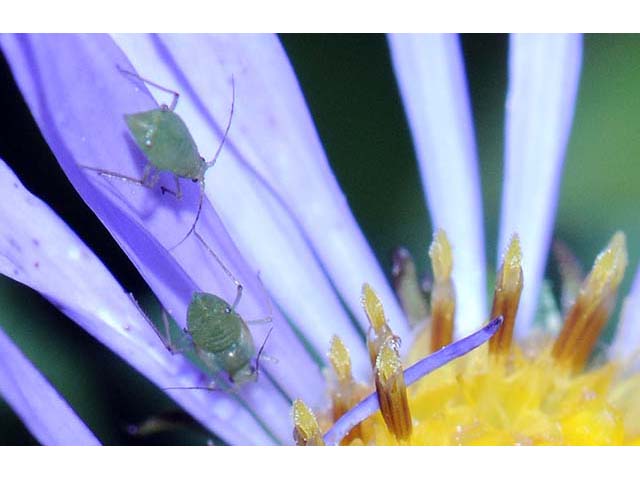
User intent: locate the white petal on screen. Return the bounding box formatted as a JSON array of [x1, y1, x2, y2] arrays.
[[498, 34, 582, 337], [388, 33, 487, 336]]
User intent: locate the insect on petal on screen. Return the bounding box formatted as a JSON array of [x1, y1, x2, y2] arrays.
[[112, 34, 408, 375]]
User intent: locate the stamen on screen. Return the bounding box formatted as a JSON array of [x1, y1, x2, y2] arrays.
[[362, 283, 399, 367], [489, 234, 523, 356], [552, 232, 628, 371], [375, 339, 412, 441], [429, 229, 456, 352], [292, 399, 325, 446], [328, 335, 368, 432], [392, 247, 429, 327], [323, 317, 503, 446]]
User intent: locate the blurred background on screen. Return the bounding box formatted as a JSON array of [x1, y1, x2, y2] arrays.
[[0, 34, 638, 444]]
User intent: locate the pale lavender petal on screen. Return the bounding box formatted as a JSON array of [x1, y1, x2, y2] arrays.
[[611, 265, 640, 365], [0, 327, 100, 445], [111, 34, 410, 372], [2, 33, 324, 440], [0, 159, 284, 445], [323, 316, 503, 445], [388, 34, 487, 337], [498, 34, 582, 338]]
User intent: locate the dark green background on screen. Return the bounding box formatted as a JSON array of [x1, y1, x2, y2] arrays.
[[0, 34, 638, 444]]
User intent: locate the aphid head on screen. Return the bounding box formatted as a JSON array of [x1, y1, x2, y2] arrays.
[[230, 364, 258, 385]]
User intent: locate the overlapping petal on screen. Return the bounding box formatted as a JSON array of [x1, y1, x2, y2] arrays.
[[388, 34, 487, 336], [0, 326, 100, 445], [0, 159, 284, 444], [111, 34, 410, 375], [498, 34, 583, 337]]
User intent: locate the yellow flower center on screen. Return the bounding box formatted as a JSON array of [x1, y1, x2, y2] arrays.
[[293, 231, 640, 445]]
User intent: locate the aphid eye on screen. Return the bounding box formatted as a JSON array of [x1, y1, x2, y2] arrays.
[[192, 178, 199, 183], [224, 307, 232, 314]]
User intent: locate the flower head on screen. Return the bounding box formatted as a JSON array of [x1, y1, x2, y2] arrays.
[[0, 33, 639, 445]]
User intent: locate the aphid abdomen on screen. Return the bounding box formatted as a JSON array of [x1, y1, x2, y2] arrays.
[[187, 292, 256, 380], [125, 109, 203, 179]]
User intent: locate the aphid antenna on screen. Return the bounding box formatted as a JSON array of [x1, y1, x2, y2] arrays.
[[254, 327, 275, 380], [205, 75, 236, 169], [169, 76, 236, 250], [116, 64, 180, 111], [193, 230, 243, 312]]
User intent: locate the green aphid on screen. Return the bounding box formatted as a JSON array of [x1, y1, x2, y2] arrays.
[[132, 231, 272, 388], [85, 67, 235, 247]]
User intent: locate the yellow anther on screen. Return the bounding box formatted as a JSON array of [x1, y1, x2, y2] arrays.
[[362, 283, 386, 333], [329, 335, 352, 384], [392, 247, 429, 327], [429, 229, 456, 352], [553, 232, 628, 371], [375, 339, 412, 442], [362, 283, 399, 367], [489, 234, 523, 356], [429, 229, 453, 281], [292, 400, 325, 446]]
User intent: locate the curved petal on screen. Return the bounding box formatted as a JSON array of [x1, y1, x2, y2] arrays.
[[0, 159, 283, 445], [611, 264, 640, 366], [388, 34, 487, 336], [0, 327, 100, 445], [1, 33, 328, 441], [111, 34, 410, 373], [498, 34, 582, 338]]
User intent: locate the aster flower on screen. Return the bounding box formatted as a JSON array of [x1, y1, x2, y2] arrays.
[[0, 33, 639, 446]]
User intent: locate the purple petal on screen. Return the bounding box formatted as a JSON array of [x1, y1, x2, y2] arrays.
[[322, 316, 503, 445], [0, 327, 100, 445], [611, 265, 640, 365], [1, 33, 326, 442], [498, 34, 582, 337], [0, 158, 288, 445], [111, 34, 411, 371], [388, 34, 487, 337]]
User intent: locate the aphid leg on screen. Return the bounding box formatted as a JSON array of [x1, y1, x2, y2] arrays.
[[205, 76, 236, 169], [117, 65, 180, 111], [193, 230, 244, 312], [160, 175, 183, 200], [129, 293, 187, 355], [81, 163, 154, 188], [254, 327, 275, 379]]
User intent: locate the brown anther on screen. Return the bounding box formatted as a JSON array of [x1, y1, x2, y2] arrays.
[[292, 400, 325, 446], [374, 339, 412, 442], [362, 283, 399, 367], [429, 229, 456, 352], [488, 234, 523, 356], [392, 247, 429, 327], [552, 232, 628, 371]]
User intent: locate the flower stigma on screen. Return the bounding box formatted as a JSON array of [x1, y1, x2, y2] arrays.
[[293, 230, 640, 445]]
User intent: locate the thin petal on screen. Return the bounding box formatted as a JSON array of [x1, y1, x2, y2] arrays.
[[0, 159, 283, 445], [323, 316, 503, 445], [498, 34, 582, 337], [2, 33, 322, 441], [388, 34, 487, 336], [111, 34, 410, 372], [0, 327, 100, 445], [611, 265, 640, 365]]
